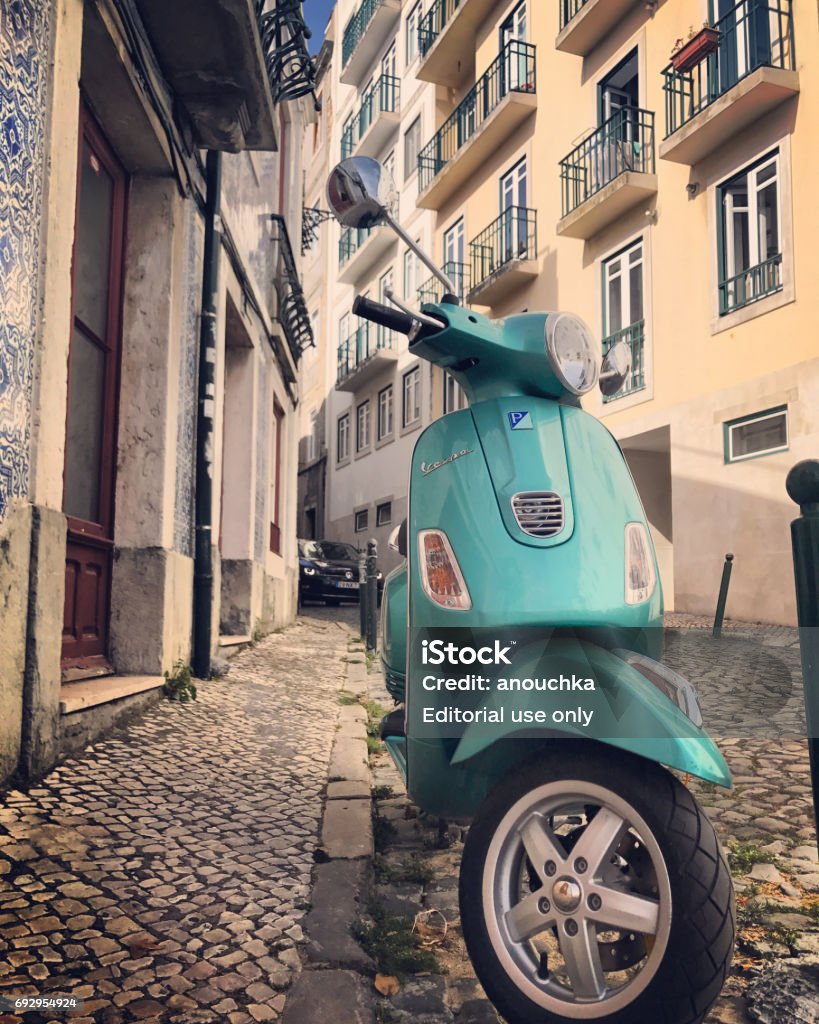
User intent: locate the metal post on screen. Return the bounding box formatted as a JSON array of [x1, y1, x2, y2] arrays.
[[358, 550, 367, 639], [366, 539, 378, 653], [712, 553, 734, 639], [786, 460, 819, 835]]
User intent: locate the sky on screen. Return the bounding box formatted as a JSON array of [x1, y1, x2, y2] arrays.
[[304, 0, 335, 54]]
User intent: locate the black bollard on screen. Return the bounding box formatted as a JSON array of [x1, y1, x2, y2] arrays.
[[712, 554, 734, 638], [366, 539, 378, 653], [786, 459, 819, 836], [358, 550, 367, 639]]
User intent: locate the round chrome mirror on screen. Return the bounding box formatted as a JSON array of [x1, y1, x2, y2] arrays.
[[325, 156, 397, 229], [599, 340, 632, 397]]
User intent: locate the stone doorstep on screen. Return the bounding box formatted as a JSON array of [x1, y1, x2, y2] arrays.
[[59, 676, 165, 715]]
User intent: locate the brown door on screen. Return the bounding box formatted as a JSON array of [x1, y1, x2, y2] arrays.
[[61, 107, 127, 677]]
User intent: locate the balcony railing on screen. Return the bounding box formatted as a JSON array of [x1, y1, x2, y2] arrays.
[[270, 214, 313, 361], [418, 40, 536, 193], [339, 225, 373, 266], [719, 253, 782, 315], [418, 0, 463, 57], [337, 323, 395, 383], [560, 108, 655, 219], [602, 321, 645, 403], [662, 0, 794, 138], [417, 262, 470, 306], [469, 207, 537, 291], [559, 0, 591, 31], [341, 75, 400, 159], [342, 0, 387, 67], [257, 0, 319, 109]]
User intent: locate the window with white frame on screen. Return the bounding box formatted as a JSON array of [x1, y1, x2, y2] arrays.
[[378, 269, 394, 350], [378, 384, 393, 440], [381, 42, 396, 80], [356, 399, 371, 451], [403, 116, 421, 182], [725, 406, 788, 463], [355, 508, 369, 532], [383, 150, 395, 183], [403, 366, 421, 427], [718, 151, 782, 316], [443, 218, 466, 297], [406, 1, 422, 65], [307, 410, 318, 462], [337, 412, 350, 462], [443, 372, 468, 414], [602, 238, 645, 400], [376, 501, 392, 526], [403, 246, 420, 300]]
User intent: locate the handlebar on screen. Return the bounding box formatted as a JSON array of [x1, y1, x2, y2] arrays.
[[352, 295, 416, 335]]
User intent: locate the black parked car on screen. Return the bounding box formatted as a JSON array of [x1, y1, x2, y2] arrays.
[[298, 539, 383, 605]]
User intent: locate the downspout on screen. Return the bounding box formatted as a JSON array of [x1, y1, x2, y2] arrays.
[[193, 149, 222, 679]]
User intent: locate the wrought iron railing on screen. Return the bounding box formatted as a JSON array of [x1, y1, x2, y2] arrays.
[[602, 321, 645, 403], [559, 0, 592, 32], [337, 322, 395, 382], [270, 214, 313, 360], [301, 206, 333, 255], [256, 0, 319, 109], [468, 207, 537, 292], [339, 225, 375, 266], [662, 0, 794, 137], [719, 253, 782, 315], [418, 0, 464, 57], [341, 74, 400, 159], [418, 40, 536, 193], [417, 262, 470, 305], [342, 0, 390, 68], [560, 108, 655, 218]]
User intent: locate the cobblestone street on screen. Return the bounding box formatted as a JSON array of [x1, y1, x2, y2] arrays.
[[0, 611, 353, 1024]]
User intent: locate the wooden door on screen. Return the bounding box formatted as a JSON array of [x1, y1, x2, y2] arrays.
[[61, 107, 127, 677]]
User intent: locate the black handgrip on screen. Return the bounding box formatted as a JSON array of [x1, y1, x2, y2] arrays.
[[353, 295, 415, 335]]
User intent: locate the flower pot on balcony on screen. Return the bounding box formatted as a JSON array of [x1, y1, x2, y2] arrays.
[[670, 27, 720, 74]]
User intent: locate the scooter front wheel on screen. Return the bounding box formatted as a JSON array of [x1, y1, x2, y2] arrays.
[[459, 745, 734, 1024]]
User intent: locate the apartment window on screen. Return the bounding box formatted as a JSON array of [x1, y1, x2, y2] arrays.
[[269, 403, 284, 554], [602, 238, 645, 399], [376, 501, 392, 527], [403, 366, 421, 427], [718, 151, 782, 316], [384, 150, 395, 183], [356, 399, 371, 451], [404, 116, 421, 182], [307, 410, 318, 462], [378, 385, 394, 440], [378, 269, 394, 350], [406, 1, 422, 65], [443, 218, 465, 296], [382, 42, 396, 80], [337, 412, 350, 462], [443, 372, 468, 414], [725, 406, 788, 463], [403, 246, 421, 299], [355, 508, 369, 532]]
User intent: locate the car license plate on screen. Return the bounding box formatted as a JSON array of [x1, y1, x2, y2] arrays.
[[337, 581, 359, 589]]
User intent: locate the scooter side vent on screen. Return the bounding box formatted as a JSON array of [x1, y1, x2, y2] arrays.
[[511, 491, 565, 538]]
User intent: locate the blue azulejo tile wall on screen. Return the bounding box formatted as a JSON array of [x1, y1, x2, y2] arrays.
[[0, 1, 51, 521]]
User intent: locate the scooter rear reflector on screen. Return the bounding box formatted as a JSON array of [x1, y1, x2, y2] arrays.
[[511, 491, 565, 538], [625, 522, 657, 604], [418, 530, 472, 610]]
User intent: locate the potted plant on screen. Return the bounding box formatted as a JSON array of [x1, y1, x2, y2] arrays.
[[670, 22, 721, 73]]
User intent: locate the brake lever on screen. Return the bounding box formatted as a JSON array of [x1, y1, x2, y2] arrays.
[[384, 287, 445, 330]]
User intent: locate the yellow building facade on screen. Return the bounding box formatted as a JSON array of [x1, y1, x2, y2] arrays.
[[411, 0, 815, 624]]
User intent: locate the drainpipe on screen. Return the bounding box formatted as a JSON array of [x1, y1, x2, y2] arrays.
[[193, 149, 222, 679]]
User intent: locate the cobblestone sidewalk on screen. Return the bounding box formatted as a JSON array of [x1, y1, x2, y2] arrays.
[[0, 611, 353, 1024]]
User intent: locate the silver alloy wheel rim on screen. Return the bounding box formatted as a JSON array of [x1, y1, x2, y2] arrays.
[[481, 779, 673, 1019]]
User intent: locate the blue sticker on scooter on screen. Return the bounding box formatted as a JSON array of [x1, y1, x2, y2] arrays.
[[508, 411, 532, 430]]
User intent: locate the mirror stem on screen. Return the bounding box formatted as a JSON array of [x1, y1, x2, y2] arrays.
[[381, 210, 458, 296]]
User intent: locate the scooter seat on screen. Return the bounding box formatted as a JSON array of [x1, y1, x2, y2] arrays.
[[379, 707, 405, 740]]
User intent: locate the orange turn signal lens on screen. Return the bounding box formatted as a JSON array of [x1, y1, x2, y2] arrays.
[[418, 530, 471, 610]]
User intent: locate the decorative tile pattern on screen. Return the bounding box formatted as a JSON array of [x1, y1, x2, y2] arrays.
[[173, 201, 200, 558], [0, 1, 51, 521]]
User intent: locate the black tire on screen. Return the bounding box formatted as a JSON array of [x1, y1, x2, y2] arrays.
[[459, 743, 734, 1024]]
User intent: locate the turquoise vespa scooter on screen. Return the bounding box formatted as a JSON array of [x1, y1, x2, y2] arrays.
[[326, 157, 734, 1024]]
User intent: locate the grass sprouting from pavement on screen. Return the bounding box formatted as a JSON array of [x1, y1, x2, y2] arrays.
[[375, 853, 434, 886], [728, 841, 780, 876], [352, 901, 440, 978]]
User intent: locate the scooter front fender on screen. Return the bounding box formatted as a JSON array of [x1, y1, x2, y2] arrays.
[[448, 643, 732, 788]]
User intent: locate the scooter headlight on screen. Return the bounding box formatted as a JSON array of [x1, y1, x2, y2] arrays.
[[545, 313, 599, 395], [625, 523, 657, 604], [418, 530, 471, 610]]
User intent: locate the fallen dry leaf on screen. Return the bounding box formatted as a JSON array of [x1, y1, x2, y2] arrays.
[[374, 974, 401, 997]]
